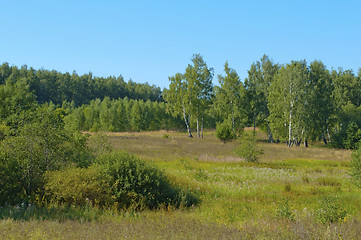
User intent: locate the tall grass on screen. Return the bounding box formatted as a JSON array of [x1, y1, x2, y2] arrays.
[[1, 129, 360, 239]]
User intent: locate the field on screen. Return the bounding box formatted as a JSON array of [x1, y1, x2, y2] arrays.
[[2, 129, 361, 239]]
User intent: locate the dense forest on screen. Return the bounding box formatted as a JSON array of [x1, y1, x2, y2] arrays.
[[0, 62, 162, 106], [1, 55, 361, 149]]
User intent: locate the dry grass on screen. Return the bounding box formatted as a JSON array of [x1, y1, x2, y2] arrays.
[[1, 215, 361, 240], [0, 213, 243, 240], [104, 129, 351, 163]]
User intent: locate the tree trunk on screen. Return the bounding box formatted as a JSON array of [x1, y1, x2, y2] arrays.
[[197, 117, 200, 138], [183, 106, 192, 138], [201, 118, 203, 139], [327, 127, 331, 143], [267, 121, 274, 143], [304, 139, 308, 147], [322, 132, 328, 145], [288, 108, 292, 147], [253, 111, 256, 136], [288, 97, 293, 147]]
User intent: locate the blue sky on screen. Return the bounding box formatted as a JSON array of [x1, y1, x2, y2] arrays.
[[1, 0, 360, 89]]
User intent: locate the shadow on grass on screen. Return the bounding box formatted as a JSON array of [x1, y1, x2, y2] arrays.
[[0, 204, 105, 222], [0, 198, 200, 222]]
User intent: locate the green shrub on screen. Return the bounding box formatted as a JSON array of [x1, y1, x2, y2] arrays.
[[215, 122, 235, 143], [96, 151, 198, 210], [276, 198, 295, 221], [316, 196, 347, 223], [44, 165, 111, 207], [162, 134, 171, 139], [236, 131, 263, 162]]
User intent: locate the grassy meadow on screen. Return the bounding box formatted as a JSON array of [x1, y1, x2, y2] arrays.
[[2, 129, 361, 239]]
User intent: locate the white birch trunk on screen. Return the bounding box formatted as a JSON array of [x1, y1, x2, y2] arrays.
[[267, 121, 273, 142], [288, 101, 293, 147], [197, 117, 200, 138], [183, 105, 193, 138]]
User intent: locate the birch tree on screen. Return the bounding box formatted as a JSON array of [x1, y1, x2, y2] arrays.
[[268, 60, 309, 147], [184, 54, 213, 138], [164, 54, 213, 138], [164, 73, 193, 137]]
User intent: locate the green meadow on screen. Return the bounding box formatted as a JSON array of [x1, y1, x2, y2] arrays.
[[2, 129, 360, 239]]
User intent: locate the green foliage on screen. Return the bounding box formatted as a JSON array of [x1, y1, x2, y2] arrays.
[[330, 119, 361, 150], [88, 133, 113, 157], [162, 133, 171, 139], [0, 103, 92, 206], [244, 55, 279, 139], [316, 177, 342, 186], [43, 165, 111, 207], [268, 60, 309, 146], [0, 63, 162, 106], [0, 151, 23, 205], [130, 101, 145, 131], [307, 61, 333, 142], [214, 62, 246, 132], [215, 121, 235, 143], [95, 151, 198, 210], [165, 54, 213, 137], [276, 198, 295, 221], [350, 142, 361, 187], [316, 196, 347, 223], [236, 131, 263, 162], [64, 97, 184, 133], [0, 123, 10, 141]]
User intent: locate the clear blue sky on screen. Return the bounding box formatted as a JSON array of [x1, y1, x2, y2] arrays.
[[1, 0, 360, 89]]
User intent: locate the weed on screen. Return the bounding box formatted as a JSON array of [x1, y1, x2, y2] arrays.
[[195, 169, 208, 181], [162, 134, 171, 139], [236, 131, 263, 163], [284, 183, 292, 192], [302, 174, 310, 183], [317, 177, 342, 186], [316, 196, 347, 223], [276, 198, 295, 221], [179, 159, 193, 170]]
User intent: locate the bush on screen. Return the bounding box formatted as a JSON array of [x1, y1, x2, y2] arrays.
[[236, 131, 263, 162], [316, 196, 347, 223], [0, 106, 93, 206], [215, 122, 235, 143], [96, 151, 198, 210], [43, 165, 111, 207]]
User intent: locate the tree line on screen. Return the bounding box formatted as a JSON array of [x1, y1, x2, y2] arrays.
[[166, 54, 361, 149], [1, 55, 361, 149], [0, 62, 162, 106], [64, 97, 185, 132]]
